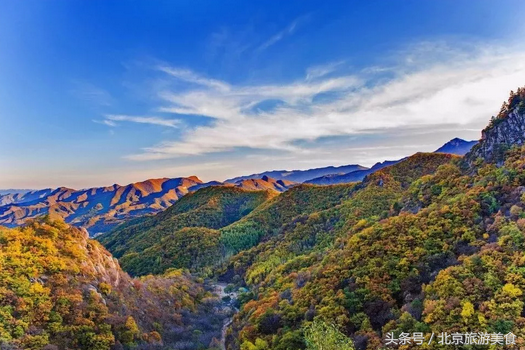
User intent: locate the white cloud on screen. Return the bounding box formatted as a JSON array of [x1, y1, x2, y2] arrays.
[[103, 114, 181, 128], [125, 43, 525, 161], [256, 16, 308, 52], [158, 66, 231, 92]]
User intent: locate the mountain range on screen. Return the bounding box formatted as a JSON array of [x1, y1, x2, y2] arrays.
[[0, 177, 204, 235], [302, 138, 477, 185], [304, 159, 402, 185], [225, 164, 368, 183], [0, 137, 476, 235]]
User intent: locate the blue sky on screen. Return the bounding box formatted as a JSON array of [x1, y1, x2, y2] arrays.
[[2, 0, 525, 188]]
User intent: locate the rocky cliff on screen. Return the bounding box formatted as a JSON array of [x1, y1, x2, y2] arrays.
[[466, 88, 525, 164]]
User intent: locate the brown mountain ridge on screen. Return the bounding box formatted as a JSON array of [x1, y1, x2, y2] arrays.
[[0, 175, 297, 236], [0, 177, 204, 235]]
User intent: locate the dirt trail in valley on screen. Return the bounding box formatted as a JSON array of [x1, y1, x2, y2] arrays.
[[212, 282, 238, 350]]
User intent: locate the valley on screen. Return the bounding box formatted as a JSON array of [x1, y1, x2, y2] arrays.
[[212, 283, 239, 350]]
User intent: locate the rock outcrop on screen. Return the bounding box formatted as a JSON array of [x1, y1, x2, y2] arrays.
[[466, 88, 525, 165]]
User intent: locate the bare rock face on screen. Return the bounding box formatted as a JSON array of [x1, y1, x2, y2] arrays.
[[470, 109, 525, 163], [466, 90, 525, 165]]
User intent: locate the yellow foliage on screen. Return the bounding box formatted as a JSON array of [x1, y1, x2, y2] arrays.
[[502, 283, 523, 298], [460, 301, 474, 321]]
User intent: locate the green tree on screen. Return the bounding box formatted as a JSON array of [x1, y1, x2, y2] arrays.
[[304, 320, 355, 350]]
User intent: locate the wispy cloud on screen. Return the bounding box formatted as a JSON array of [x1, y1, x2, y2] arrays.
[[306, 61, 346, 80], [72, 82, 114, 106], [158, 66, 231, 92], [256, 16, 309, 52], [93, 119, 117, 127], [124, 42, 525, 161], [101, 114, 181, 128]]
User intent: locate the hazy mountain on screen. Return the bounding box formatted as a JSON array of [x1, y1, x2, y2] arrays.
[[0, 189, 33, 195], [303, 137, 477, 186], [434, 137, 478, 155], [225, 164, 368, 184], [0, 188, 55, 206], [304, 159, 401, 185], [0, 177, 204, 235]]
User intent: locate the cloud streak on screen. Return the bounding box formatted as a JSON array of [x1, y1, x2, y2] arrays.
[[125, 43, 525, 161], [256, 16, 308, 52], [306, 61, 346, 81], [103, 115, 181, 128], [93, 119, 117, 127]]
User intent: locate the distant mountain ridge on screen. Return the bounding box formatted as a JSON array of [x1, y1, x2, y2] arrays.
[[230, 175, 297, 192], [225, 164, 368, 184], [304, 159, 402, 185], [0, 189, 33, 195], [0, 177, 205, 235], [434, 137, 477, 155], [0, 188, 55, 206], [304, 138, 476, 186]]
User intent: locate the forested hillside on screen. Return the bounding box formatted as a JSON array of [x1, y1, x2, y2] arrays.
[[0, 218, 226, 350], [219, 183, 360, 256], [99, 186, 277, 276], [218, 90, 525, 349]]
